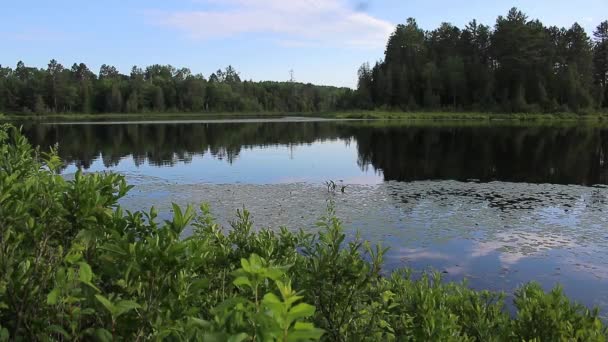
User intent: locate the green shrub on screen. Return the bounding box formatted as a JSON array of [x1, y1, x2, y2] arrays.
[[0, 124, 606, 341]]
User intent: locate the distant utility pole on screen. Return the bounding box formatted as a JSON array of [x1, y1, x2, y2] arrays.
[[289, 69, 296, 100]]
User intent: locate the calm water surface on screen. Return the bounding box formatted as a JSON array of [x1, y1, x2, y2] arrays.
[[20, 119, 608, 316]]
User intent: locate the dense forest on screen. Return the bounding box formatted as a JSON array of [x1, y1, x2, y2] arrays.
[[353, 8, 608, 113], [0, 63, 351, 115], [1, 8, 607, 115]]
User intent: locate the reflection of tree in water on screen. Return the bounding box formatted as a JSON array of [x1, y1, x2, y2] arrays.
[[21, 122, 352, 169], [354, 126, 608, 185], [20, 122, 608, 185]]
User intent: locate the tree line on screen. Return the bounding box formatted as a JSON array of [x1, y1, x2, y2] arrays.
[[1, 7, 607, 115], [0, 63, 350, 115], [352, 8, 608, 113]]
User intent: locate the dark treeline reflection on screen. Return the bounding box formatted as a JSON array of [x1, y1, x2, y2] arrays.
[[22, 122, 352, 168], [21, 122, 608, 185], [355, 125, 608, 185]]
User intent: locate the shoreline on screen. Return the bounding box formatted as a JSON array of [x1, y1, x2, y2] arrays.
[[2, 110, 608, 123]]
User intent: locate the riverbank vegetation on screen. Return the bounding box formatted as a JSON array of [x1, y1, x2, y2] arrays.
[[333, 111, 608, 121], [1, 8, 607, 119], [2, 125, 607, 340], [5, 110, 608, 122]]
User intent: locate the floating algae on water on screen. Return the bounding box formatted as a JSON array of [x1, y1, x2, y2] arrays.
[[119, 177, 608, 261]]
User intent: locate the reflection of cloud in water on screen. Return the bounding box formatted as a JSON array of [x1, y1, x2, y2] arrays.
[[472, 240, 526, 267], [396, 248, 452, 261], [472, 232, 578, 267]]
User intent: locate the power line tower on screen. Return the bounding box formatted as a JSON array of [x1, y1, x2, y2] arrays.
[[289, 69, 296, 106]]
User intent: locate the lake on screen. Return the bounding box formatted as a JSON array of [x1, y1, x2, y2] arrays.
[[19, 118, 608, 317]]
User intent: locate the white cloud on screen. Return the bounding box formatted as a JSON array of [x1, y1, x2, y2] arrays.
[[154, 0, 394, 48], [582, 17, 594, 23]]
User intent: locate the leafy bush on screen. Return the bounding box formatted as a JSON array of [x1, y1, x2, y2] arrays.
[[0, 124, 606, 341]]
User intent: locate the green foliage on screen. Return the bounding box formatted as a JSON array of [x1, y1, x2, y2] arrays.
[[0, 63, 350, 115], [513, 283, 606, 341], [0, 124, 607, 341], [351, 9, 608, 114]]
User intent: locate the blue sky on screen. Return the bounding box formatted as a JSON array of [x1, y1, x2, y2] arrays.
[[1, 0, 607, 88]]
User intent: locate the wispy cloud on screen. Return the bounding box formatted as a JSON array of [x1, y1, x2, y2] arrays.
[[152, 0, 394, 48]]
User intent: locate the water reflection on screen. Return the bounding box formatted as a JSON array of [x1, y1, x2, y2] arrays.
[[20, 121, 608, 185]]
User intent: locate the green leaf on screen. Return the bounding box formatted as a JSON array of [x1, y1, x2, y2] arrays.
[[240, 258, 251, 272], [78, 262, 93, 283], [233, 276, 252, 288], [287, 303, 316, 323], [265, 267, 285, 281], [288, 322, 324, 341], [227, 333, 249, 342], [186, 317, 211, 329], [262, 293, 282, 304], [81, 280, 101, 293], [65, 251, 82, 264], [114, 300, 141, 317], [81, 308, 96, 315], [94, 328, 113, 342], [381, 290, 395, 303], [99, 244, 127, 256], [249, 254, 263, 269], [95, 294, 115, 315], [47, 288, 61, 305], [47, 325, 71, 338]]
